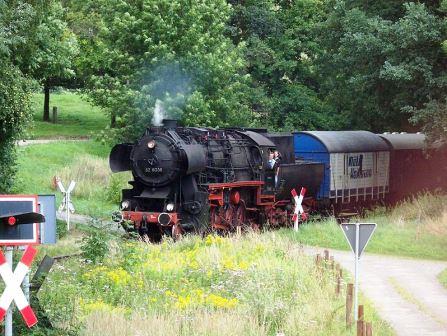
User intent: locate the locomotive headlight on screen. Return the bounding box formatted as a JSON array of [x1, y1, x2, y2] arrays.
[[166, 203, 174, 212], [121, 200, 130, 210], [147, 140, 156, 149]]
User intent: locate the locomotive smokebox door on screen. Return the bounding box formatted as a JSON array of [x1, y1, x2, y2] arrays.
[[0, 195, 41, 245]]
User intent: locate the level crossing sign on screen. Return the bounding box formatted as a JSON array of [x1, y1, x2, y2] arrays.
[[0, 246, 38, 328], [56, 179, 76, 231], [291, 187, 307, 231], [57, 180, 76, 213]]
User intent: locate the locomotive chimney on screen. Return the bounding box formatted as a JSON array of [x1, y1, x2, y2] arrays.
[[162, 119, 178, 129]]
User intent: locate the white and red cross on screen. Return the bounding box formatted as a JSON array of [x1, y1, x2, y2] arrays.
[[291, 187, 307, 230], [0, 246, 38, 328]]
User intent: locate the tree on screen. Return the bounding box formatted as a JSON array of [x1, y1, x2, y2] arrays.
[[27, 1, 78, 121], [227, 0, 339, 131], [317, 1, 447, 134], [0, 1, 35, 191], [72, 0, 253, 141]]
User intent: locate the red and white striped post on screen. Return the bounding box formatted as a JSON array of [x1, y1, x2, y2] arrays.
[[0, 246, 38, 331], [291, 187, 307, 231]]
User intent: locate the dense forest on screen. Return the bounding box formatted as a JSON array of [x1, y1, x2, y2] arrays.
[[1, 0, 446, 189]]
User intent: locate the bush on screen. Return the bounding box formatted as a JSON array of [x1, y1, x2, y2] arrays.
[[81, 228, 110, 264], [106, 173, 130, 204], [0, 65, 33, 192], [57, 219, 68, 239]]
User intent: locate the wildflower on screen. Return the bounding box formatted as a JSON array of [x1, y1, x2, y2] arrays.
[[106, 267, 131, 286], [206, 294, 238, 309]]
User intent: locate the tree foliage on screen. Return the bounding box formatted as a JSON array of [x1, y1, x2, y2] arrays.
[[228, 0, 339, 131], [72, 0, 254, 141], [0, 1, 35, 191], [317, 1, 447, 139], [64, 0, 447, 144]]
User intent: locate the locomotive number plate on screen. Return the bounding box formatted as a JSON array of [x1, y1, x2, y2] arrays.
[[145, 167, 163, 173]]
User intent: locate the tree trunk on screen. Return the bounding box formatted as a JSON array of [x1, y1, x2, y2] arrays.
[[43, 82, 50, 122], [111, 112, 116, 128]]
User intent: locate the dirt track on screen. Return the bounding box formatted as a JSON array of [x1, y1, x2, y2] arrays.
[[304, 247, 447, 335], [17, 139, 89, 146]]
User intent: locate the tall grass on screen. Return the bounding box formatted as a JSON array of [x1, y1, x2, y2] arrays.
[[36, 232, 393, 336], [13, 141, 130, 217], [56, 154, 130, 202], [57, 155, 110, 198], [289, 193, 447, 260], [389, 193, 447, 236], [439, 269, 447, 289]]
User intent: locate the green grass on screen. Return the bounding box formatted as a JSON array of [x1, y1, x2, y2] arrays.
[[31, 231, 394, 336], [284, 195, 447, 260], [28, 91, 108, 139], [12, 140, 127, 218], [439, 269, 447, 289]]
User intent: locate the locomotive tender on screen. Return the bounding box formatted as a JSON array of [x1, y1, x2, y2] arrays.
[[110, 120, 447, 241]]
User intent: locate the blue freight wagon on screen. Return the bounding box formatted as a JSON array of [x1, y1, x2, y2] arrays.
[[293, 131, 390, 206]]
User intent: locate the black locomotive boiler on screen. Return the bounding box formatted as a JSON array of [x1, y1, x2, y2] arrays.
[[110, 119, 324, 241]]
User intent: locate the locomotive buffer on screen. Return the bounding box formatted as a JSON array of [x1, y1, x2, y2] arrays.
[[340, 223, 376, 323]]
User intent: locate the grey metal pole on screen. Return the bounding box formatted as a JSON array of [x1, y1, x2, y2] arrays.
[[22, 249, 30, 302], [354, 223, 359, 323], [5, 247, 13, 336]]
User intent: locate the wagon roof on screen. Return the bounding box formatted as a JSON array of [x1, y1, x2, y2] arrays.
[[294, 131, 389, 153], [378, 133, 426, 150]]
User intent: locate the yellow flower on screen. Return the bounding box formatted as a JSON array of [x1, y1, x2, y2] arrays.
[[105, 267, 131, 286], [80, 299, 129, 315], [165, 290, 176, 297], [206, 294, 238, 309], [175, 295, 192, 309], [204, 235, 227, 247]]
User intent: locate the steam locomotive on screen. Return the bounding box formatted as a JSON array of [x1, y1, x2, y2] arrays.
[[110, 120, 447, 241], [110, 119, 323, 241]]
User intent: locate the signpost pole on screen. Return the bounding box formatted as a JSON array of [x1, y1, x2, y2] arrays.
[[21, 247, 30, 302], [5, 247, 13, 336], [354, 223, 359, 323], [66, 192, 70, 232]]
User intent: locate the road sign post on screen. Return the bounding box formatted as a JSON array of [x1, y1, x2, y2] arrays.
[[57, 180, 76, 231], [5, 248, 12, 336], [340, 223, 376, 324]]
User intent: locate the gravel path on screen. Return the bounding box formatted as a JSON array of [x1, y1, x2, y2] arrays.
[[303, 247, 447, 335], [17, 139, 89, 146]]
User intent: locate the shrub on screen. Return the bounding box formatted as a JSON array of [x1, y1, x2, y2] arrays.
[[106, 173, 130, 204], [81, 228, 110, 263], [0, 65, 33, 192]]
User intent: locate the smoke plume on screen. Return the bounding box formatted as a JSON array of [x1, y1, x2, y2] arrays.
[[151, 99, 166, 126]]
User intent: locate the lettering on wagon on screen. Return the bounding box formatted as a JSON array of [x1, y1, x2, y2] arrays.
[[348, 154, 372, 179]]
